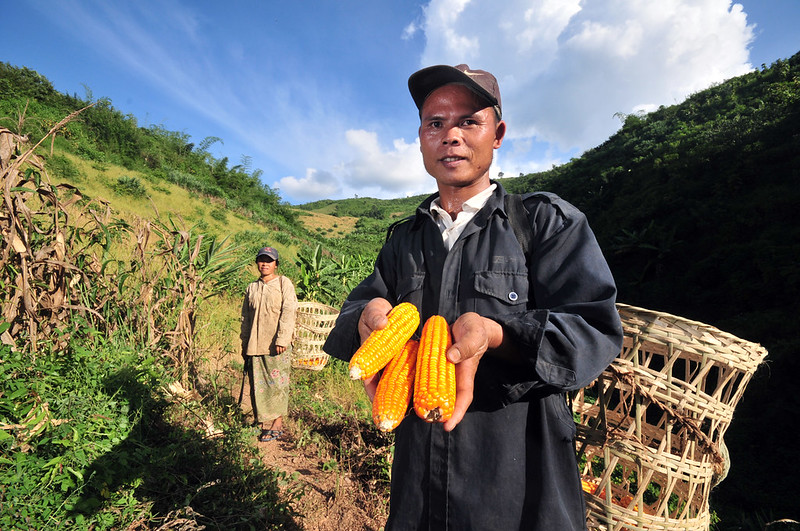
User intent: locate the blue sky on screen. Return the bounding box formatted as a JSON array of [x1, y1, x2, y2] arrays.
[[5, 1, 799, 204]]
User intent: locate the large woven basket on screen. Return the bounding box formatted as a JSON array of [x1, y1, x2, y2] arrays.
[[574, 303, 768, 531], [292, 301, 339, 371]]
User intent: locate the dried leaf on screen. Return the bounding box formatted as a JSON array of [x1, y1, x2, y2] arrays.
[[9, 228, 27, 253]]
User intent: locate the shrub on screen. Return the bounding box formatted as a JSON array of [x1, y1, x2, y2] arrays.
[[112, 175, 147, 198], [46, 153, 83, 182], [210, 208, 227, 222]]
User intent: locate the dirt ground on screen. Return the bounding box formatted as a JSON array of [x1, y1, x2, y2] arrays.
[[257, 428, 386, 531], [235, 377, 388, 531]]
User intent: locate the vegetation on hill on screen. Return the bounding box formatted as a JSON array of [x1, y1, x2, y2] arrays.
[[296, 194, 429, 257], [0, 62, 294, 228], [2, 49, 799, 528]]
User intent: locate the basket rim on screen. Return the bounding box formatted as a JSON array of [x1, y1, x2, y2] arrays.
[[616, 302, 767, 357], [297, 301, 339, 313]]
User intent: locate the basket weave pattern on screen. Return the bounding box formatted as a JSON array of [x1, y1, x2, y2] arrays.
[[575, 304, 768, 530], [292, 302, 339, 371]]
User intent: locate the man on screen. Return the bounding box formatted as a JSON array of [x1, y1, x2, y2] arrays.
[[323, 64, 622, 530]]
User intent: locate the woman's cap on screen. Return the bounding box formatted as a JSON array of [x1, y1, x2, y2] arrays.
[[256, 246, 279, 261], [408, 64, 501, 118]]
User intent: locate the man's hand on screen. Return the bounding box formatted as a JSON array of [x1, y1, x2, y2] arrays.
[[443, 312, 505, 431], [357, 298, 394, 400], [358, 298, 394, 343]]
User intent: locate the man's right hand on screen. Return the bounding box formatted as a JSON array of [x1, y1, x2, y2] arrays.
[[357, 298, 394, 400], [357, 298, 394, 343]]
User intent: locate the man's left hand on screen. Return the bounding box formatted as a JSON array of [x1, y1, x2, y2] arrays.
[[443, 313, 504, 431]]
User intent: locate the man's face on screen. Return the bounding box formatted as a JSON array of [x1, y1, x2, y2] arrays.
[[418, 83, 505, 190]]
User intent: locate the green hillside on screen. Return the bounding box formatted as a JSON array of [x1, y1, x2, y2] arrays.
[[2, 50, 799, 527]]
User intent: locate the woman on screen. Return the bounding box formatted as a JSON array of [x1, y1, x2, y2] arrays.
[[240, 246, 298, 442]]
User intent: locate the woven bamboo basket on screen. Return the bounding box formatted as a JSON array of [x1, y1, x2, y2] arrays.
[[292, 301, 339, 371], [575, 303, 768, 531]]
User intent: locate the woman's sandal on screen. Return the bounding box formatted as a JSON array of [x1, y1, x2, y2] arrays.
[[258, 429, 283, 442]]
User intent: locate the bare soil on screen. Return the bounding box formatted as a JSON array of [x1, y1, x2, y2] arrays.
[[257, 427, 387, 531], [234, 375, 389, 531]]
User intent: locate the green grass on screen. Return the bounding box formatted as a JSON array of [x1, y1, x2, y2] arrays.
[[0, 329, 303, 530]]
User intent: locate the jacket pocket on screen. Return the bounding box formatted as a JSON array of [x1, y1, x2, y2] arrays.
[[395, 272, 425, 304], [544, 392, 577, 442], [473, 271, 529, 307]]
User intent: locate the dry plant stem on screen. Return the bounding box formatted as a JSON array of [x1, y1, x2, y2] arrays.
[[2, 104, 94, 353]]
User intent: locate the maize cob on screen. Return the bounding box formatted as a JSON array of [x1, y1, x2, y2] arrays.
[[413, 315, 456, 422], [372, 339, 419, 432], [349, 302, 420, 380]]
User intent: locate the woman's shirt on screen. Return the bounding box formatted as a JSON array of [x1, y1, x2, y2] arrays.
[[240, 275, 298, 356]]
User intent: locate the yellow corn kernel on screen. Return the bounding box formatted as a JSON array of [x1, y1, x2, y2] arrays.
[[413, 315, 456, 422], [349, 302, 420, 380], [372, 339, 418, 432]]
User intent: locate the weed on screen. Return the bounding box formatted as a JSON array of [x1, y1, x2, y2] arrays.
[[322, 458, 338, 472], [210, 207, 227, 222]]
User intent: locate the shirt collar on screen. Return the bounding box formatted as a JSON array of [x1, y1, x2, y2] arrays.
[[430, 183, 497, 220]]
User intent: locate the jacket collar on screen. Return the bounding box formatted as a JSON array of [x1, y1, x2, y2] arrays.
[[412, 180, 509, 231]]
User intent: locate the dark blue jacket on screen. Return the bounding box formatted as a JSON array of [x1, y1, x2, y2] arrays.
[[324, 182, 622, 530]]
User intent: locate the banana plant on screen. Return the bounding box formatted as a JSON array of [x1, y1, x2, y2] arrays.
[[295, 244, 338, 304]]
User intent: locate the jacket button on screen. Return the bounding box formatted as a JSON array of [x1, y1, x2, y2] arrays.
[[508, 291, 518, 301]]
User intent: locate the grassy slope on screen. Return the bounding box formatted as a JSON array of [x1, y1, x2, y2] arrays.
[[48, 150, 351, 267], [294, 209, 359, 239]]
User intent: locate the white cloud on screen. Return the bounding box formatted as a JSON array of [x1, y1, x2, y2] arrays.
[[277, 169, 342, 202], [278, 131, 435, 202], [403, 21, 420, 40], [340, 130, 430, 194], [416, 0, 755, 163]]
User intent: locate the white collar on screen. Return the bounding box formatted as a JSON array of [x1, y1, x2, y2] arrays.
[[430, 183, 497, 221]]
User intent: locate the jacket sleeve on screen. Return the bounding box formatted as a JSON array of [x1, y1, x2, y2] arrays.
[[276, 277, 298, 348], [240, 283, 254, 347], [492, 194, 623, 393]]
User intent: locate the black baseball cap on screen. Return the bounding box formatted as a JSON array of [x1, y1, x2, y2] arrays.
[[408, 64, 502, 118]]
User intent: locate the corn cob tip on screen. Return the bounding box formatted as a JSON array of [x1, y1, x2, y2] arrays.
[[376, 418, 399, 432], [424, 408, 442, 422], [348, 303, 420, 381]]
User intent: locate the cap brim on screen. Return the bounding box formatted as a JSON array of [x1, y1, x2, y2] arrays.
[[408, 65, 498, 112]]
